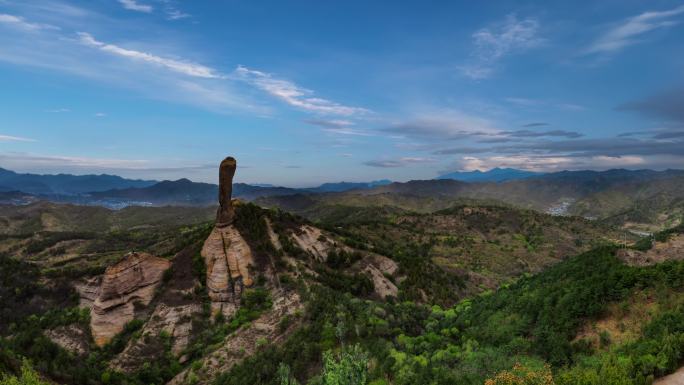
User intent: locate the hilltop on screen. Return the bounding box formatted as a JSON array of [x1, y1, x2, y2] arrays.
[[260, 169, 684, 231]]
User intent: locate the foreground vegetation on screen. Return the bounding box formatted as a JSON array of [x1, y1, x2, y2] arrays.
[[1, 202, 683, 384]]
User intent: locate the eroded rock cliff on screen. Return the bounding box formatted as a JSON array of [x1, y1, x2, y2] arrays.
[[90, 252, 171, 346], [202, 225, 255, 316]]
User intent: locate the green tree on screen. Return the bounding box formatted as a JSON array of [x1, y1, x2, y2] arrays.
[[320, 345, 368, 385], [0, 359, 50, 385], [278, 363, 300, 385]]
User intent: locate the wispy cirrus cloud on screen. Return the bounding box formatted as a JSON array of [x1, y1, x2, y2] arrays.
[[77, 32, 223, 79], [235, 66, 369, 116], [165, 8, 190, 20], [304, 119, 373, 136], [460, 14, 543, 80], [0, 135, 35, 142], [0, 13, 58, 31], [586, 5, 684, 55], [1, 11, 365, 118], [118, 0, 153, 13]]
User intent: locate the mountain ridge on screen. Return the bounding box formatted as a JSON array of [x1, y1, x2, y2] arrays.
[[437, 167, 541, 182]]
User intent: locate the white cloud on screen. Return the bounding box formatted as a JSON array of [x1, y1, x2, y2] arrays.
[[457, 65, 493, 80], [1, 13, 360, 118], [461, 14, 543, 79], [166, 9, 190, 20], [94, 112, 107, 117], [234, 66, 369, 116], [118, 0, 153, 13], [0, 135, 35, 142], [452, 154, 646, 172], [77, 32, 223, 79], [473, 15, 543, 60], [304, 119, 373, 136], [587, 5, 684, 54], [45, 108, 70, 113], [0, 13, 58, 31]]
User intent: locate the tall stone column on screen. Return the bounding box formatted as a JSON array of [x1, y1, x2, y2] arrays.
[[216, 156, 237, 227]]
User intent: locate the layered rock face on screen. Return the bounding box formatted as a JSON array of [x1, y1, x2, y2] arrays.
[[290, 225, 336, 261], [202, 225, 254, 315], [202, 156, 255, 315], [90, 252, 171, 346]]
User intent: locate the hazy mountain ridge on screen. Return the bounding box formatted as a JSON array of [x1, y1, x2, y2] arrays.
[[0, 168, 396, 207], [260, 169, 684, 230], [0, 168, 156, 195], [437, 167, 541, 182]]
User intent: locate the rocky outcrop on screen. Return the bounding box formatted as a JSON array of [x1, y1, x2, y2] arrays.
[[655, 367, 684, 385], [74, 276, 102, 309], [45, 324, 90, 356], [110, 302, 201, 372], [618, 234, 684, 266], [90, 252, 171, 346], [203, 221, 255, 316], [216, 157, 237, 227], [291, 225, 337, 261], [355, 254, 399, 299], [202, 156, 257, 316], [167, 291, 302, 385]]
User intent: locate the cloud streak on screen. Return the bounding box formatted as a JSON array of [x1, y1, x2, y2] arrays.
[[77, 32, 223, 79], [235, 66, 369, 116], [118, 0, 152, 13], [0, 13, 58, 31], [587, 5, 684, 55], [0, 135, 35, 142]]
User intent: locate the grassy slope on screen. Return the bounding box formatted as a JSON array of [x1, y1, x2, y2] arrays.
[[258, 173, 684, 230], [315, 204, 628, 298], [0, 202, 215, 234]]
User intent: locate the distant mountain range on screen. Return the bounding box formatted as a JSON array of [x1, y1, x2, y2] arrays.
[[436, 167, 541, 182], [308, 180, 392, 193], [4, 167, 684, 231], [258, 169, 684, 231], [0, 168, 394, 208], [0, 168, 155, 195]]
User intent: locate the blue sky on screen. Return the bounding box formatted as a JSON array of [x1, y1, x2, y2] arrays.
[[1, 0, 683, 186]]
